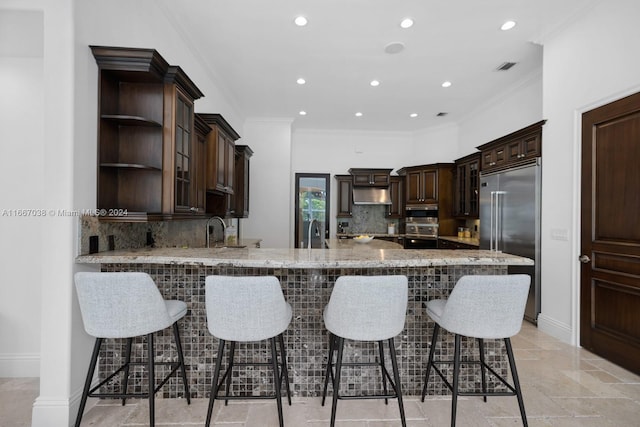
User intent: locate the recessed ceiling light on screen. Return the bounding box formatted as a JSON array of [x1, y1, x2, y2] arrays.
[[370, 80, 380, 87], [400, 18, 414, 29], [296, 78, 306, 85], [294, 16, 308, 26], [299, 110, 307, 116], [441, 81, 452, 88], [355, 112, 363, 117], [501, 20, 516, 31], [410, 113, 418, 118]]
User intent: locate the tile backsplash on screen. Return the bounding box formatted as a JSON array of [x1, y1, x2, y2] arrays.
[[78, 216, 227, 255]]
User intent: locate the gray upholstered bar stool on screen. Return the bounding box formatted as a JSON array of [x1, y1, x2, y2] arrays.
[[74, 272, 190, 427], [205, 275, 292, 427], [322, 275, 408, 427], [420, 274, 531, 427]]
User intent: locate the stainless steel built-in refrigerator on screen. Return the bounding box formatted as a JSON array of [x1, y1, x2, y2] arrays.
[[479, 159, 541, 323]]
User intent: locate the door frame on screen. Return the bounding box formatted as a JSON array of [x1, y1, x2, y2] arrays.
[[294, 173, 331, 248], [572, 86, 640, 347]]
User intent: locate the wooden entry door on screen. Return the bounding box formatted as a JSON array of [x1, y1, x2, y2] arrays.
[[580, 92, 640, 374]]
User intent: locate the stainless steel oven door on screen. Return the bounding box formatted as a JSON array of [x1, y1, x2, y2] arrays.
[[405, 223, 438, 237]]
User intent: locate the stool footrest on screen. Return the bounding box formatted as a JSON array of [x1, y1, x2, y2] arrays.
[[87, 361, 182, 399]]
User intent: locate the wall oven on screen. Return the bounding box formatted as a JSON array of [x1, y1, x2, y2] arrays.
[[403, 204, 439, 249]]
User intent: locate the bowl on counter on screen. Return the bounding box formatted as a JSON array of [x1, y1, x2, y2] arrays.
[[353, 235, 374, 243]]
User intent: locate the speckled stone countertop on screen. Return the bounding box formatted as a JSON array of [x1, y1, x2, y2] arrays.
[[76, 246, 532, 268]]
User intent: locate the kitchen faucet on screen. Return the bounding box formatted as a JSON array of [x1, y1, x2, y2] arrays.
[[307, 219, 320, 249], [206, 216, 226, 248]]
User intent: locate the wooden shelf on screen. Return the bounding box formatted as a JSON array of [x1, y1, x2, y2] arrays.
[[101, 114, 162, 127], [100, 163, 161, 171]]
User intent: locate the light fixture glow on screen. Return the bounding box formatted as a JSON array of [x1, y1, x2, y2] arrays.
[[441, 81, 452, 88], [294, 16, 308, 26], [299, 110, 307, 116], [370, 80, 380, 87], [355, 112, 363, 117], [410, 113, 418, 118], [296, 78, 306, 85], [400, 18, 414, 29], [501, 20, 516, 31]]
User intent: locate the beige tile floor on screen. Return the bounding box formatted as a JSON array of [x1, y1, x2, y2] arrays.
[[3, 323, 640, 426]]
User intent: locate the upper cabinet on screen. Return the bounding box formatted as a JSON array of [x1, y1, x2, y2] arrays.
[[453, 153, 480, 219], [233, 145, 253, 218], [335, 175, 353, 218], [397, 164, 453, 205], [478, 120, 546, 172], [348, 168, 392, 187], [387, 175, 404, 218], [91, 46, 203, 221], [200, 114, 240, 196]]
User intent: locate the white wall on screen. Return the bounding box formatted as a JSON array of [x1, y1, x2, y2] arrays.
[[0, 9, 44, 377], [457, 69, 543, 156], [241, 119, 293, 248], [412, 123, 460, 163], [539, 0, 640, 343]]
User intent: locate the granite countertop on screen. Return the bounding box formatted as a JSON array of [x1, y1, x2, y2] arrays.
[[76, 246, 532, 268], [438, 236, 480, 247], [325, 238, 403, 250], [336, 233, 404, 238]]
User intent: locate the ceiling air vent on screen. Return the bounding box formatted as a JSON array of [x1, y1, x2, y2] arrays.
[[496, 62, 517, 71], [436, 112, 448, 117]]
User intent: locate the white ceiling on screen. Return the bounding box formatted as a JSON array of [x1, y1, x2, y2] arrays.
[[160, 0, 596, 132]]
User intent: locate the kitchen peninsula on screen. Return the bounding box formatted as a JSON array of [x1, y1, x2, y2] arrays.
[[77, 247, 532, 398]]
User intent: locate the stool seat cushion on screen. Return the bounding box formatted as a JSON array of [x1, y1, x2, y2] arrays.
[[427, 275, 531, 339], [324, 275, 408, 341], [205, 276, 292, 342], [75, 272, 186, 339], [166, 300, 188, 322]]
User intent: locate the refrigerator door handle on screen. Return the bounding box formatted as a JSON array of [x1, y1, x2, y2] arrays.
[[490, 191, 495, 251], [495, 191, 506, 252]]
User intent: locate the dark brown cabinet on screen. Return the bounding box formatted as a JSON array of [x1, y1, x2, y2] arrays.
[[438, 239, 478, 249], [193, 114, 210, 215], [91, 46, 204, 221], [232, 145, 253, 218], [478, 120, 545, 172], [387, 176, 404, 218], [398, 164, 453, 205], [335, 175, 353, 217], [348, 168, 392, 187], [453, 153, 480, 218], [200, 114, 239, 196]]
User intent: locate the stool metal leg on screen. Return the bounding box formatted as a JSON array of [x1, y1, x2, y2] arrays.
[[147, 333, 155, 427], [451, 334, 461, 427], [172, 322, 191, 404], [421, 323, 440, 402], [322, 333, 336, 406], [75, 338, 103, 427], [121, 338, 133, 406], [505, 338, 528, 427], [388, 337, 407, 427], [330, 336, 345, 427], [478, 338, 487, 403], [225, 341, 236, 406], [378, 340, 389, 405], [206, 339, 226, 427], [278, 333, 292, 405], [270, 337, 284, 427]]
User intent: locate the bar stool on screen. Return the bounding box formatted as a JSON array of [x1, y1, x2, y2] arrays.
[[420, 274, 531, 427], [74, 272, 190, 427], [322, 275, 408, 427], [204, 275, 292, 427]]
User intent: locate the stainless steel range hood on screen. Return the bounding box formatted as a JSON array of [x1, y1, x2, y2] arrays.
[[352, 187, 392, 205]]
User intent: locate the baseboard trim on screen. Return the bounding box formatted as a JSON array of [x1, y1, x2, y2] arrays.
[[31, 380, 98, 427], [0, 353, 40, 377], [537, 314, 574, 345]]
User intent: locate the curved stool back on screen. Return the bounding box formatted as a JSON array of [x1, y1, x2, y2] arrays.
[[323, 275, 408, 427], [74, 272, 190, 427], [422, 274, 531, 427], [204, 275, 292, 427]]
